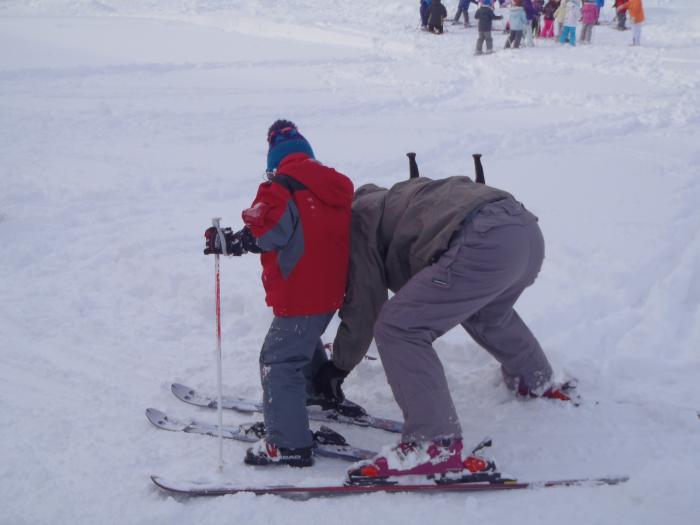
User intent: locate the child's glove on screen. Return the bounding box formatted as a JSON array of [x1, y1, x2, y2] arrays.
[[203, 226, 261, 256]]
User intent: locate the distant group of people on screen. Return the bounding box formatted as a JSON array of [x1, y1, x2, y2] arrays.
[[418, 0, 646, 55]]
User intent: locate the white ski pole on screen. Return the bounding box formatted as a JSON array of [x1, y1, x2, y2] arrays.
[[212, 217, 226, 470]]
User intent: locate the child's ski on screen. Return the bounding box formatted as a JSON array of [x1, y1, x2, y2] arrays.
[[171, 383, 403, 433], [145, 408, 375, 462]]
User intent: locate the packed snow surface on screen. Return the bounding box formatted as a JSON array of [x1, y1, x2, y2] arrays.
[[1, 0, 699, 523]]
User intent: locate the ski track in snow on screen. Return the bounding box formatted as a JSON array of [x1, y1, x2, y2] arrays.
[[1, 1, 699, 524]]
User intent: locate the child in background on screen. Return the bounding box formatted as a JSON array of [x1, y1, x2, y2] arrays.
[[428, 0, 448, 33], [596, 0, 605, 20], [614, 0, 628, 30], [453, 0, 478, 27], [474, 0, 504, 55], [540, 0, 559, 38], [554, 0, 567, 38], [505, 0, 528, 48], [532, 0, 545, 37], [420, 0, 432, 30], [619, 0, 645, 45], [580, 0, 599, 43], [559, 0, 581, 46], [522, 0, 536, 46], [501, 0, 512, 33]]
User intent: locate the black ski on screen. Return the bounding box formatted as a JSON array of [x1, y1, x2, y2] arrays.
[[145, 408, 375, 462], [171, 382, 403, 433]]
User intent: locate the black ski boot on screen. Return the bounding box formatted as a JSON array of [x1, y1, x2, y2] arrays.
[[244, 439, 313, 468], [306, 395, 368, 418]]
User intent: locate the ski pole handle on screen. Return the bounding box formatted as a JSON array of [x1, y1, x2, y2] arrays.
[[406, 152, 420, 179], [472, 153, 485, 184], [212, 217, 228, 256]]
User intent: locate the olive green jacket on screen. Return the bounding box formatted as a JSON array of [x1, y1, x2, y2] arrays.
[[332, 176, 512, 371]]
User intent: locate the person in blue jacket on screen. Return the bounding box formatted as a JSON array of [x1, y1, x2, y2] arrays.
[[522, 0, 536, 46], [420, 0, 432, 29], [452, 0, 478, 27]]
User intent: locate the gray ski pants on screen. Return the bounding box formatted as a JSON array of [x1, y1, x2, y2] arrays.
[[505, 30, 524, 48], [476, 31, 494, 53], [374, 198, 552, 442], [260, 312, 333, 449]]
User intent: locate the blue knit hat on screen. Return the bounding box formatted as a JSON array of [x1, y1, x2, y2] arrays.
[[482, 0, 492, 5], [266, 120, 315, 172]]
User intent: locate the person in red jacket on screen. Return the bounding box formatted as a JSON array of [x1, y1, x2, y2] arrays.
[[614, 0, 628, 30], [204, 120, 354, 467], [618, 0, 645, 45]]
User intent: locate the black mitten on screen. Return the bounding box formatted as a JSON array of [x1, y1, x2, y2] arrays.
[[313, 361, 350, 403]]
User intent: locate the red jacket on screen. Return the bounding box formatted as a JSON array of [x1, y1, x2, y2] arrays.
[[242, 153, 353, 316]]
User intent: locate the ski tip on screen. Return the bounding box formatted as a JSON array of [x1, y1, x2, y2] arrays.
[[145, 408, 189, 432], [171, 382, 196, 401], [146, 407, 167, 422], [150, 476, 246, 497], [151, 475, 186, 495], [145, 408, 171, 427]]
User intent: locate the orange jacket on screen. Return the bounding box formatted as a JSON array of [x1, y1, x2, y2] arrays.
[[620, 0, 645, 23]]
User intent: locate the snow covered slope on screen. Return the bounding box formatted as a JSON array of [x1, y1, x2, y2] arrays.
[[1, 1, 698, 523]]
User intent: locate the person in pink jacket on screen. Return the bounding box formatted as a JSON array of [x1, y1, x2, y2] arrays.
[[580, 0, 599, 44]]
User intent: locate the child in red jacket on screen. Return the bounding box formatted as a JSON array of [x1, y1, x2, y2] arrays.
[[540, 0, 559, 38], [614, 0, 628, 30], [204, 120, 354, 467]]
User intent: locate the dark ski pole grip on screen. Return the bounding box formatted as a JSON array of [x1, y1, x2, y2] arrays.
[[473, 153, 485, 184], [212, 217, 228, 256], [407, 152, 419, 179]]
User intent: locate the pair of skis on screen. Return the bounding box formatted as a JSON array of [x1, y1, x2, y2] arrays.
[[148, 383, 628, 498]]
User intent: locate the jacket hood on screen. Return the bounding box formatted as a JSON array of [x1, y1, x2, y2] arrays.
[[277, 153, 354, 209], [352, 184, 388, 214], [355, 183, 387, 200]]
